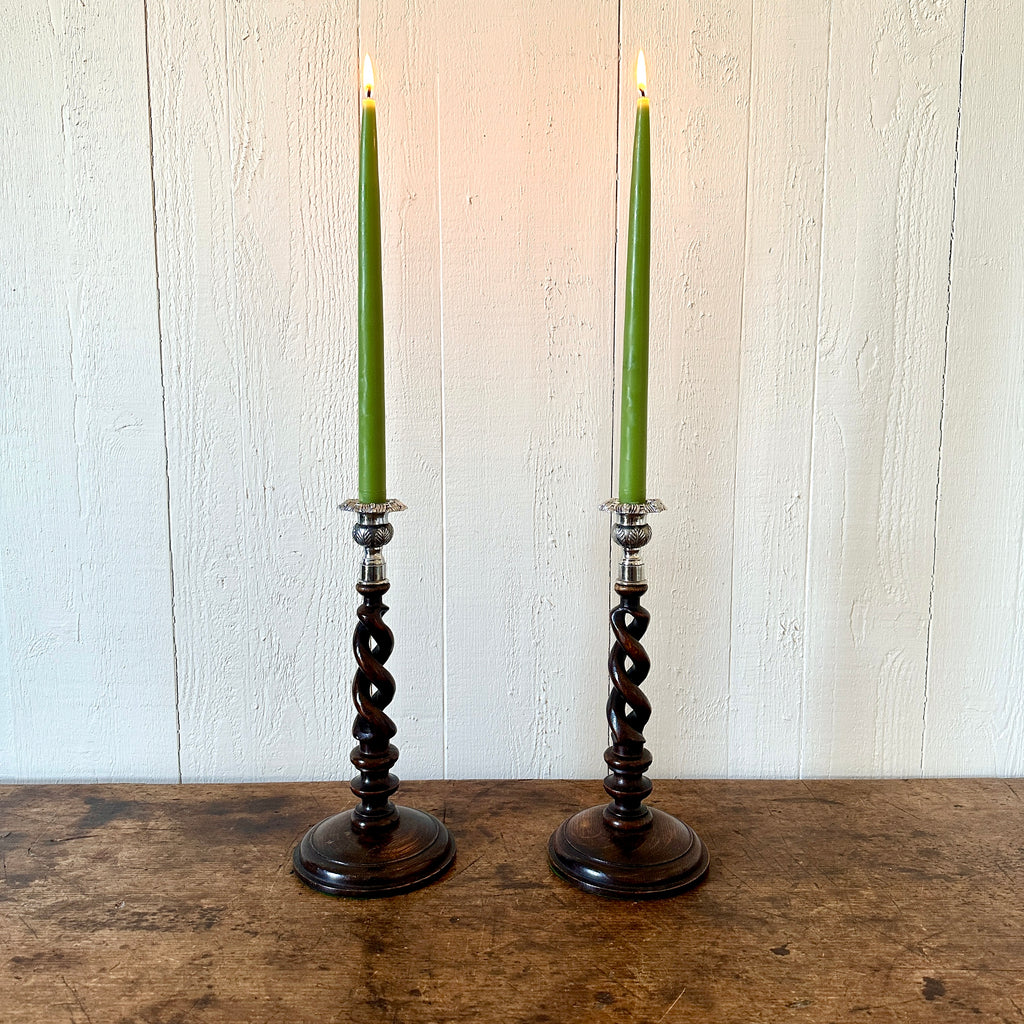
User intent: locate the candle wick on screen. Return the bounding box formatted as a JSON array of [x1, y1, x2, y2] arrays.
[[366, 86, 372, 99], [639, 87, 646, 97]]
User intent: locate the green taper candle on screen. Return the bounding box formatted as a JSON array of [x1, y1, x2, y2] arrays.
[[358, 54, 387, 503], [618, 50, 651, 505]]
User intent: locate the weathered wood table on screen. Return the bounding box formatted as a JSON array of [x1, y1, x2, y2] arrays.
[[2, 780, 1022, 1022]]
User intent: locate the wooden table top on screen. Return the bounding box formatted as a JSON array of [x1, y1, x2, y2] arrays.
[[2, 779, 1022, 1022]]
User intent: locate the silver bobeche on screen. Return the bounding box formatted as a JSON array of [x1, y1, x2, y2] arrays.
[[600, 498, 666, 585], [340, 498, 408, 584]]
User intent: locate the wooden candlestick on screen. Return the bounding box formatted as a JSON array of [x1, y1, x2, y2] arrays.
[[548, 500, 709, 899], [293, 500, 455, 897]]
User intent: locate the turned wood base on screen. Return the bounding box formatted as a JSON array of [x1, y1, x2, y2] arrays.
[[548, 804, 709, 899], [293, 805, 455, 898]]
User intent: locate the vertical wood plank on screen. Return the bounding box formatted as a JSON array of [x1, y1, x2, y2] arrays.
[[728, 1, 830, 777], [148, 0, 250, 779], [439, 0, 618, 778], [220, 0, 367, 780], [0, 2, 178, 780], [151, 0, 367, 781], [358, 0, 445, 776], [151, 0, 444, 781], [620, 1, 752, 778], [802, 0, 964, 776], [148, 0, 247, 774], [925, 0, 1024, 775]]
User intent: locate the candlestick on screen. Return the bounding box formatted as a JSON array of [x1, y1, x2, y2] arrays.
[[359, 55, 387, 503], [618, 51, 651, 505], [293, 499, 455, 897], [548, 499, 709, 898]]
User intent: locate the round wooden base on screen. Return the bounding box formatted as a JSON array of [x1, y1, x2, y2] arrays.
[[293, 806, 455, 898], [548, 804, 709, 899]]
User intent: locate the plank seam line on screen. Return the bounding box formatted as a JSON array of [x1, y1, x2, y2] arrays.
[[435, 25, 449, 780], [800, 0, 836, 779], [142, 0, 183, 783], [726, 0, 757, 777], [221, 0, 255, 783], [921, 0, 968, 775]]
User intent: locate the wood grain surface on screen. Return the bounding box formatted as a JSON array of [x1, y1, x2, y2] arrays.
[[729, 0, 829, 778], [622, 0, 750, 780], [436, 0, 618, 780], [801, 0, 963, 778], [924, 0, 1024, 776], [0, 1, 178, 780], [2, 780, 1022, 1022]]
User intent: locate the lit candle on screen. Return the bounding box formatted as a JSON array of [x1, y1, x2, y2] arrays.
[[358, 54, 386, 503], [618, 50, 651, 505]]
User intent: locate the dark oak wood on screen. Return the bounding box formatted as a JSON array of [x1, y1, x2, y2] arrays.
[[548, 804, 707, 899], [3, 780, 1024, 1022], [550, 580, 709, 897], [293, 578, 455, 897]]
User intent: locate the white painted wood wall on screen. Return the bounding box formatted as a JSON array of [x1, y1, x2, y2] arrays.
[[3, 0, 1021, 782]]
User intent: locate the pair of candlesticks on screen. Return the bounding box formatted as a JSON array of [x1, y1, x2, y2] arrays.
[[292, 496, 709, 900]]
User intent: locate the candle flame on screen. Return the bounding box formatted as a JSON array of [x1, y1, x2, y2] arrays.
[[636, 50, 647, 96], [363, 54, 374, 98]]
